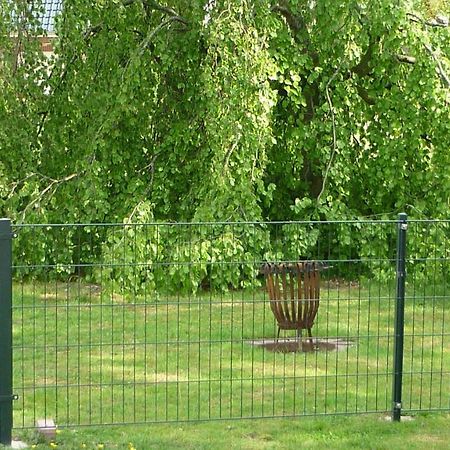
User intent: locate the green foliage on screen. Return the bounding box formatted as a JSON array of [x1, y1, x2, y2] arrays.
[[97, 221, 270, 297], [1, 0, 450, 291]]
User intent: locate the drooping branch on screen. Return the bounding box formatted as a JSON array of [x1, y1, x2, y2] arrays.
[[356, 85, 376, 105], [317, 67, 340, 203], [424, 43, 450, 88], [271, 1, 319, 66], [271, 0, 320, 125], [36, 0, 188, 141], [137, 16, 185, 55], [345, 38, 379, 105], [271, 1, 326, 197], [271, 4, 302, 34], [349, 39, 379, 77], [223, 132, 242, 169], [400, 13, 450, 89], [144, 0, 188, 25], [397, 54, 417, 64], [139, 151, 161, 195], [120, 14, 185, 82], [122, 0, 189, 25], [407, 12, 449, 28], [19, 173, 79, 223]]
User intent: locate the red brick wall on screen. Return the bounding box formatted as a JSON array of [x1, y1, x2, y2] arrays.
[[39, 36, 55, 53]]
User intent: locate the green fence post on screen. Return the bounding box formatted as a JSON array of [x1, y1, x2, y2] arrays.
[[392, 212, 407, 422], [0, 219, 13, 445]]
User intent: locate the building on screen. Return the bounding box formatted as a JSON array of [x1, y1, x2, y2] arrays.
[[37, 0, 63, 55]]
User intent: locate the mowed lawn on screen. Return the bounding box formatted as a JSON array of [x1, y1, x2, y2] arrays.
[[9, 279, 450, 448], [8, 414, 450, 449]]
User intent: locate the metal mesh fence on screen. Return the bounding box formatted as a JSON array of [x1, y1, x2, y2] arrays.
[[402, 220, 450, 413], [8, 219, 449, 428]]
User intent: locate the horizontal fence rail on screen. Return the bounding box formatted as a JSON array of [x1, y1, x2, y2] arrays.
[[6, 218, 449, 429]]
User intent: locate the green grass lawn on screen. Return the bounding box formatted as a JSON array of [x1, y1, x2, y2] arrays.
[[11, 278, 449, 431], [7, 413, 450, 449]]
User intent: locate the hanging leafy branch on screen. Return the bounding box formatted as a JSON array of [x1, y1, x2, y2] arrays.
[[1, 0, 450, 289]]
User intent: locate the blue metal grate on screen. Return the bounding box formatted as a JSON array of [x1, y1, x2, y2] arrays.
[[37, 0, 63, 34]]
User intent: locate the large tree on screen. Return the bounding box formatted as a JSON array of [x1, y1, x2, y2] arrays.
[[1, 0, 449, 224]]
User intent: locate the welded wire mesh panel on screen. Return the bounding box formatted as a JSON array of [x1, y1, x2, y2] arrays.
[[402, 220, 450, 413], [10, 220, 448, 428]]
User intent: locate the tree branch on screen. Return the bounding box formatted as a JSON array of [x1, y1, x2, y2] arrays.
[[19, 173, 78, 222], [397, 54, 417, 64], [271, 1, 319, 65], [424, 44, 450, 88], [271, 4, 301, 34], [356, 84, 376, 105], [223, 133, 242, 169], [404, 12, 450, 89], [344, 39, 379, 105], [139, 151, 161, 194], [407, 12, 449, 28], [317, 68, 340, 203], [349, 38, 380, 78], [123, 0, 188, 25], [36, 0, 187, 141], [144, 0, 188, 25], [7, 173, 38, 198]]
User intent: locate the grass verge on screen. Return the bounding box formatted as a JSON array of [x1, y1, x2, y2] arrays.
[[6, 413, 450, 450]]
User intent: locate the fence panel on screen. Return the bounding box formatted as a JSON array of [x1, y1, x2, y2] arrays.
[[402, 220, 450, 413], [9, 219, 448, 429]]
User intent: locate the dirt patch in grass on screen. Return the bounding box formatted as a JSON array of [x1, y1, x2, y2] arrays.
[[248, 338, 353, 353]]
